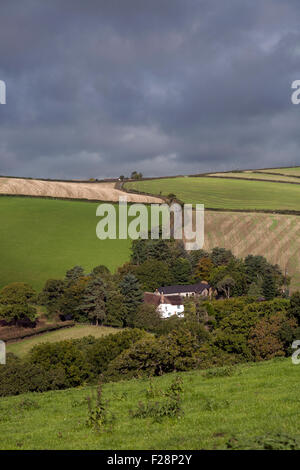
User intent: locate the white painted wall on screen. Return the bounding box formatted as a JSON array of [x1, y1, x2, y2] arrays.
[[157, 303, 184, 319]]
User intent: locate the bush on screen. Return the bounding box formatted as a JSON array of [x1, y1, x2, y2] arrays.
[[104, 328, 201, 382], [130, 377, 184, 422], [133, 304, 162, 332], [203, 365, 237, 379], [86, 383, 115, 432], [195, 343, 241, 369], [248, 313, 297, 361], [213, 330, 252, 359], [226, 432, 300, 450], [87, 328, 147, 378], [29, 340, 90, 387], [0, 303, 37, 326], [0, 282, 36, 305], [289, 291, 300, 325], [0, 356, 66, 396], [0, 330, 148, 397]]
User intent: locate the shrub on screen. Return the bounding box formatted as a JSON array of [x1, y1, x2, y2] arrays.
[[104, 328, 201, 382], [130, 397, 183, 423], [226, 432, 300, 450], [0, 356, 66, 396], [86, 383, 115, 432], [0, 282, 36, 305], [0, 303, 37, 326], [248, 313, 297, 361], [133, 304, 162, 332], [195, 343, 241, 369], [206, 298, 249, 324], [130, 376, 184, 422], [289, 291, 300, 325], [203, 365, 237, 379], [202, 397, 230, 411], [213, 330, 252, 359], [87, 328, 147, 378], [29, 340, 89, 387]]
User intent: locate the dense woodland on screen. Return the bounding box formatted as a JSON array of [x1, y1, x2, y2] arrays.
[[1, 239, 300, 397]]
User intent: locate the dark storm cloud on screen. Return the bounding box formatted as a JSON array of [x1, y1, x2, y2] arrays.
[[0, 0, 300, 178]]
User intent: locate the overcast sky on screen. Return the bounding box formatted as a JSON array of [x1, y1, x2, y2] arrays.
[[0, 0, 300, 179]]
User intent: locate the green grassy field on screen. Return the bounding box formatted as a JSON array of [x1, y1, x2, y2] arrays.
[[208, 172, 300, 183], [0, 197, 132, 290], [0, 358, 298, 450], [125, 177, 300, 211], [7, 325, 119, 357]]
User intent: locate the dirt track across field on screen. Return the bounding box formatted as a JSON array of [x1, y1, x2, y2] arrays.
[[0, 178, 163, 203]]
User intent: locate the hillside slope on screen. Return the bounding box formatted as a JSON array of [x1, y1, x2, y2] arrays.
[[125, 176, 300, 211], [204, 210, 300, 292], [0, 358, 298, 450], [0, 177, 162, 203], [0, 197, 132, 290]]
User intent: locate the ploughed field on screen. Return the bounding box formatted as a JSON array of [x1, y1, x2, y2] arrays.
[[203, 211, 300, 293], [257, 167, 300, 177], [0, 177, 162, 203]]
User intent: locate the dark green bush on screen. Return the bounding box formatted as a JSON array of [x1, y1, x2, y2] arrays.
[[87, 328, 147, 377], [104, 328, 200, 382], [28, 340, 90, 387], [226, 432, 300, 450], [0, 356, 66, 396], [0, 330, 147, 397], [0, 282, 36, 305]]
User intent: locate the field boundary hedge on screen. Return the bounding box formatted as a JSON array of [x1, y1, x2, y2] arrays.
[[0, 320, 75, 343]]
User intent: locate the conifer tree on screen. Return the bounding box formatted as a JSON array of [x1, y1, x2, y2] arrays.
[[80, 277, 107, 325], [119, 274, 143, 327]]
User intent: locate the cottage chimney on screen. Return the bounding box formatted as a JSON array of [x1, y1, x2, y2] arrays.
[[160, 291, 165, 304]]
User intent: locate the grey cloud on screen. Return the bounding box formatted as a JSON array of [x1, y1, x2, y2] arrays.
[[0, 0, 300, 179]]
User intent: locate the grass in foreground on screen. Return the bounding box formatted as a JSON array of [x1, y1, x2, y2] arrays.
[[0, 197, 132, 290], [125, 177, 300, 211], [0, 358, 298, 450], [7, 325, 119, 357]]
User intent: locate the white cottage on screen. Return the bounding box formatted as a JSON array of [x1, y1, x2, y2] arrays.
[[143, 292, 184, 318]]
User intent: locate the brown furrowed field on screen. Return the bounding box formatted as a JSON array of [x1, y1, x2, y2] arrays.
[[204, 211, 300, 292], [256, 167, 300, 177], [0, 177, 162, 203]]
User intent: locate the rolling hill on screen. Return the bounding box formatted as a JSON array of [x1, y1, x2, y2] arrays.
[[0, 197, 132, 290], [0, 358, 298, 450], [1, 168, 300, 292], [125, 176, 300, 211], [125, 172, 300, 292]]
